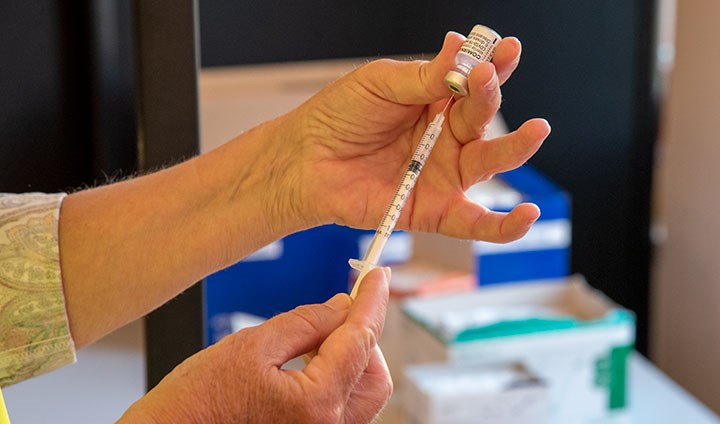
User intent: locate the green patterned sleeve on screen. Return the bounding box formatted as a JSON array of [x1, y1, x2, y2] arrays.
[[0, 193, 76, 387]]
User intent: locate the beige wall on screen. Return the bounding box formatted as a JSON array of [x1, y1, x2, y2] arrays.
[[651, 0, 720, 414]]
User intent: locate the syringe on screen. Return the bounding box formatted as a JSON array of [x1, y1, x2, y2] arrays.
[[349, 98, 453, 297]]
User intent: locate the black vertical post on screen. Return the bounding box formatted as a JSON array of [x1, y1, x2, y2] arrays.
[[629, 0, 659, 354], [133, 0, 206, 390]]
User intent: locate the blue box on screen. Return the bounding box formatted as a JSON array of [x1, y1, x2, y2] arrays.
[[205, 225, 356, 343], [205, 225, 412, 344], [467, 165, 571, 285]]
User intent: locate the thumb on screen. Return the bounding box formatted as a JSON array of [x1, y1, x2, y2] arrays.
[[303, 267, 390, 398], [358, 32, 464, 105], [260, 293, 352, 366]]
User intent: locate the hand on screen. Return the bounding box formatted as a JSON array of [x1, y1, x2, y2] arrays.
[[119, 268, 392, 424], [279, 32, 550, 242]]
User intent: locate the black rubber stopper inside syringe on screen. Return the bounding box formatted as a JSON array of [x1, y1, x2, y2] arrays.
[[408, 160, 423, 174]]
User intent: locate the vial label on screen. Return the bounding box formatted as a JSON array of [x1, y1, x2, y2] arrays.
[[460, 28, 499, 62], [445, 24, 501, 96]]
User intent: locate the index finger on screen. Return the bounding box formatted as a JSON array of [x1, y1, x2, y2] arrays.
[[302, 267, 390, 397]]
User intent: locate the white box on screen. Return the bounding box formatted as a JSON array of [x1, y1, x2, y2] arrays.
[[400, 276, 635, 423], [403, 362, 549, 424]]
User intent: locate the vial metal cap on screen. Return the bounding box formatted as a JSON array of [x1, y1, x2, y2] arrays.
[[444, 70, 469, 97]]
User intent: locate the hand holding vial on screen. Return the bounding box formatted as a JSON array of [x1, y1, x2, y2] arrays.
[[349, 25, 510, 296], [285, 29, 550, 244]]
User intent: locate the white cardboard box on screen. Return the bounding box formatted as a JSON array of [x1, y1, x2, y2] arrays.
[[400, 276, 635, 423], [403, 362, 549, 424]]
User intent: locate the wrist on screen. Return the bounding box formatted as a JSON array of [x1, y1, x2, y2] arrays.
[[117, 403, 157, 424], [191, 114, 320, 265], [249, 113, 318, 232], [118, 395, 197, 424], [267, 108, 333, 229]]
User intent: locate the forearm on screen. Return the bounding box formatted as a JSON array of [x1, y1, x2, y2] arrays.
[[60, 116, 308, 348]]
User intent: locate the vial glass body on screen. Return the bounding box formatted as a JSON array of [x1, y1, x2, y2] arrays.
[[444, 25, 501, 96]]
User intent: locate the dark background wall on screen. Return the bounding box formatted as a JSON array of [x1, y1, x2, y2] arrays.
[[0, 3, 93, 193], [0, 1, 656, 363], [0, 2, 136, 194]]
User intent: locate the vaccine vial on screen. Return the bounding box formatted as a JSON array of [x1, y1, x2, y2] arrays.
[[444, 25, 502, 96]]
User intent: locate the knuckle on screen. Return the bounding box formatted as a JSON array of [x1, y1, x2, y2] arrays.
[[417, 60, 430, 86], [339, 322, 378, 363], [493, 90, 503, 108], [295, 396, 342, 424], [364, 58, 396, 77], [476, 147, 494, 182], [318, 409, 343, 424], [383, 377, 395, 401], [236, 327, 270, 363], [372, 57, 395, 68], [228, 326, 256, 351], [477, 172, 496, 184], [288, 305, 325, 336], [479, 123, 490, 140], [366, 325, 379, 349], [377, 367, 394, 401], [353, 323, 379, 353], [497, 222, 521, 244]]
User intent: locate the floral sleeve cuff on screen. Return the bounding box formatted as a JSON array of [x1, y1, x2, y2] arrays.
[[0, 193, 76, 387]]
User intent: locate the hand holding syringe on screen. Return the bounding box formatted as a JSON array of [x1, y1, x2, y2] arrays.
[[349, 25, 502, 297]]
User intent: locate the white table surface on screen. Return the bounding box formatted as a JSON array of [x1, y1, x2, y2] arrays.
[[3, 322, 718, 423], [627, 353, 719, 423]]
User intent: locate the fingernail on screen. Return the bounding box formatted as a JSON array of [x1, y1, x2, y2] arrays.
[[527, 206, 541, 225], [382, 267, 392, 280], [325, 293, 350, 310], [526, 214, 540, 228], [505, 36, 522, 48], [542, 120, 552, 134]]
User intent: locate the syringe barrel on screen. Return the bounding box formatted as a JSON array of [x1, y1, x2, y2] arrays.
[[371, 114, 444, 244], [411, 113, 445, 166], [350, 112, 447, 297]]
